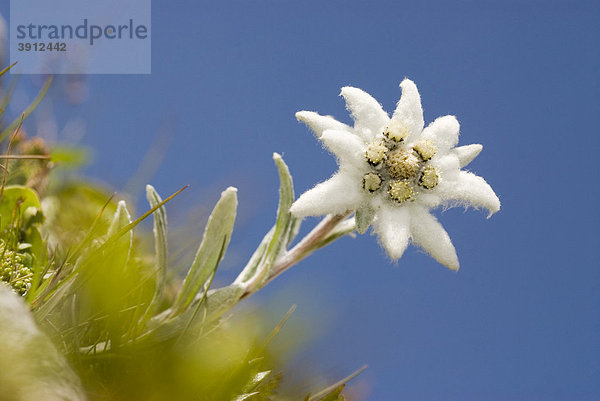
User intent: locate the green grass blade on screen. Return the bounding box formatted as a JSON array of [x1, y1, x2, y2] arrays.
[[255, 304, 296, 356], [308, 365, 367, 401], [314, 385, 344, 401], [0, 75, 53, 142], [0, 75, 19, 117], [0, 62, 18, 78]]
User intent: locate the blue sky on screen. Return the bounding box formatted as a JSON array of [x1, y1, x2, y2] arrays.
[[2, 0, 599, 399]]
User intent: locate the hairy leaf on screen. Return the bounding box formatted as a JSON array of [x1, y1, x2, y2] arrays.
[[172, 187, 237, 315], [141, 185, 168, 321], [234, 154, 298, 291], [355, 204, 374, 234], [106, 200, 133, 263]]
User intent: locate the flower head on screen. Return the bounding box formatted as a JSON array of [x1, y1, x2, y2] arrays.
[[290, 79, 500, 270]]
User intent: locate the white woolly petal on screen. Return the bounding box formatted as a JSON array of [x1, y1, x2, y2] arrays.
[[416, 192, 442, 209], [340, 86, 389, 142], [320, 129, 367, 167], [296, 111, 351, 138], [372, 204, 411, 260], [290, 170, 364, 217], [432, 153, 460, 180], [391, 79, 424, 141], [453, 144, 483, 167], [409, 206, 459, 271], [421, 115, 460, 153], [437, 171, 501, 216]]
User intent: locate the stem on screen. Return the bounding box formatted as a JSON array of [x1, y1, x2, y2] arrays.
[[0, 155, 51, 159], [262, 212, 350, 288], [147, 212, 351, 328]]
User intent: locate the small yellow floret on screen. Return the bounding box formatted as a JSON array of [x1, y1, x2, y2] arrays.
[[388, 180, 414, 203], [363, 172, 383, 192], [419, 166, 439, 189], [365, 141, 388, 165], [413, 139, 437, 161], [383, 123, 408, 143]]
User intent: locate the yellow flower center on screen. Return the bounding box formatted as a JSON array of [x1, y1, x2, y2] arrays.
[[388, 180, 414, 203], [362, 129, 440, 201], [386, 149, 420, 179]]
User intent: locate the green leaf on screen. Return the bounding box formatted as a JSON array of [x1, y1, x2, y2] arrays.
[[253, 153, 297, 285], [268, 153, 297, 256], [64, 191, 117, 266], [82, 201, 134, 346], [0, 185, 42, 231], [139, 284, 244, 344], [107, 200, 133, 241], [141, 185, 168, 321], [355, 204, 374, 234], [236, 370, 281, 401], [248, 370, 271, 387], [201, 284, 245, 322], [34, 201, 133, 319], [234, 227, 273, 285], [172, 187, 238, 315], [234, 154, 298, 290], [232, 392, 260, 401], [24, 225, 45, 265], [93, 186, 187, 260], [36, 186, 187, 320], [106, 200, 133, 263]]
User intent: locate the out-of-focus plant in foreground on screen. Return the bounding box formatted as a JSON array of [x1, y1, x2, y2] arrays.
[[0, 64, 360, 401]]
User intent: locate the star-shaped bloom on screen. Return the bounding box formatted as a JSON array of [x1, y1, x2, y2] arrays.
[[290, 79, 500, 270]]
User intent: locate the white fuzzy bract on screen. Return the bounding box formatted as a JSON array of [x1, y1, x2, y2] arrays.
[[290, 79, 500, 270]]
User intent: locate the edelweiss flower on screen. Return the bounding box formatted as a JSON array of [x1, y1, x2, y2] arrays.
[[290, 79, 500, 270]]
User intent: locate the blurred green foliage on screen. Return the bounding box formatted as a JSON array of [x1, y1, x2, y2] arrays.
[[0, 65, 361, 400]]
